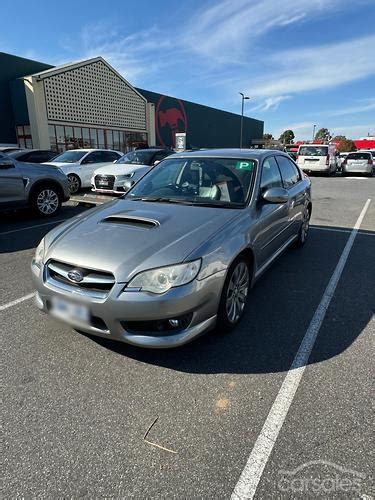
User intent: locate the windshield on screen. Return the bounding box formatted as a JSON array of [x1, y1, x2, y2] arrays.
[[299, 146, 328, 157], [127, 157, 256, 208], [6, 150, 28, 158], [51, 150, 87, 163], [347, 152, 371, 160], [116, 151, 155, 165]]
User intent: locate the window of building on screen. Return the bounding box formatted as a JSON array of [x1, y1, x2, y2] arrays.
[[48, 124, 146, 153], [16, 125, 33, 149]]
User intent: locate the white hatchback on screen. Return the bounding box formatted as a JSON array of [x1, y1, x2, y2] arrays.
[[43, 149, 123, 193]]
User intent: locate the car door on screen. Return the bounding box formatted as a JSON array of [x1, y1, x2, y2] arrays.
[[0, 156, 25, 205], [275, 155, 305, 236], [80, 151, 121, 185], [253, 156, 292, 266]]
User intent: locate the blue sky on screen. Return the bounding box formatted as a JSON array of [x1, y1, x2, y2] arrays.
[[2, 0, 375, 140]]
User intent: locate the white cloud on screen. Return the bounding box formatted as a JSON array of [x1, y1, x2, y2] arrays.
[[249, 95, 291, 112], [273, 122, 375, 141], [246, 35, 375, 98], [321, 98, 375, 117], [184, 0, 347, 62]]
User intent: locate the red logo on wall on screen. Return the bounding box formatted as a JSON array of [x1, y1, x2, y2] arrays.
[[156, 95, 187, 147]]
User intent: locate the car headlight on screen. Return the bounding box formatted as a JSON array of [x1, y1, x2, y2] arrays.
[[116, 173, 134, 181], [34, 238, 45, 268], [127, 259, 201, 294]]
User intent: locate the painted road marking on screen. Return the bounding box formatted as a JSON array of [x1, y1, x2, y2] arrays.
[[232, 198, 371, 500], [0, 293, 35, 312], [311, 226, 375, 236], [0, 219, 65, 237]]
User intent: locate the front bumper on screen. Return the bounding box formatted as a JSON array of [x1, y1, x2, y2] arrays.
[[32, 263, 225, 348]]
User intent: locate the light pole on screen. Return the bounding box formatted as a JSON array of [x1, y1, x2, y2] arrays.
[[312, 124, 317, 142], [239, 92, 250, 148]]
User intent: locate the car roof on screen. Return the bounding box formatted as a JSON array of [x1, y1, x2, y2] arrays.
[[168, 148, 291, 160], [131, 148, 169, 152], [56, 148, 122, 153]]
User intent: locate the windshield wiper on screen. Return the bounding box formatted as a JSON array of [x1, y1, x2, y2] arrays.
[[129, 197, 193, 204]]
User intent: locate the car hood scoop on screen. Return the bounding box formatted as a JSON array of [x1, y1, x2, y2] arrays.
[[101, 213, 160, 229]]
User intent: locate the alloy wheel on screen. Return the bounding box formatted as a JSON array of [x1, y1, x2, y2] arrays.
[[226, 262, 249, 324], [68, 175, 80, 194], [36, 189, 59, 215]]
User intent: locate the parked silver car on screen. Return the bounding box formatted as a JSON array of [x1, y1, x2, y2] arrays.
[[31, 149, 312, 348], [0, 152, 70, 216], [341, 151, 374, 176]]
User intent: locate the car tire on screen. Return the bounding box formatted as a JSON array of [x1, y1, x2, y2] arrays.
[[217, 256, 251, 333], [67, 174, 81, 194], [295, 206, 311, 247], [30, 184, 62, 217]]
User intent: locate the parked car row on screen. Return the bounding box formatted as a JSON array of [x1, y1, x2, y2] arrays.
[[289, 144, 374, 177]]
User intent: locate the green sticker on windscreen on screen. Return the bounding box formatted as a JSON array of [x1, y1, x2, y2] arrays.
[[235, 160, 254, 171]]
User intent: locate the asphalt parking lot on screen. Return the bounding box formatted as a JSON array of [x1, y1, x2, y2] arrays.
[[1, 176, 374, 499]]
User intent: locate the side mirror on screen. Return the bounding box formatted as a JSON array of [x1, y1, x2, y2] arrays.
[[0, 160, 15, 169], [123, 179, 135, 191], [262, 187, 289, 204]]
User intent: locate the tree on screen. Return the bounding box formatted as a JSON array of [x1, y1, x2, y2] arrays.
[[263, 133, 274, 147], [337, 138, 356, 152], [278, 130, 295, 144], [332, 135, 346, 141], [315, 128, 331, 142]]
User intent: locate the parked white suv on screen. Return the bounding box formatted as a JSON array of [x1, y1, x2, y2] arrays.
[[43, 149, 123, 193], [297, 144, 337, 175]]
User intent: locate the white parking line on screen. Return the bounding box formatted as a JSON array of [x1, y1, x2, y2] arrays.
[[232, 198, 371, 500], [0, 219, 65, 236], [0, 292, 35, 312], [311, 226, 375, 236]]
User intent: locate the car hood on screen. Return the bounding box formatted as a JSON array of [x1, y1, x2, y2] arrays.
[[93, 163, 150, 176], [44, 199, 240, 282]]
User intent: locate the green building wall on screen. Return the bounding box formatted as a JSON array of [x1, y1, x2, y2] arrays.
[[0, 52, 52, 144]]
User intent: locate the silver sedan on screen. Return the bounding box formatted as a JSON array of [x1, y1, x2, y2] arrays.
[[31, 149, 312, 348]]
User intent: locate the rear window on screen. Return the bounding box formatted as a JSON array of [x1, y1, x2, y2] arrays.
[[299, 146, 328, 157], [347, 152, 371, 160]]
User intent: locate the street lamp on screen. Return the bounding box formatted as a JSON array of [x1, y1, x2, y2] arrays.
[[239, 92, 250, 148], [312, 124, 317, 142]]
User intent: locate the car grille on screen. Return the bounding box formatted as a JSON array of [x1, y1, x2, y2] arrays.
[[45, 260, 115, 299], [94, 174, 115, 190]]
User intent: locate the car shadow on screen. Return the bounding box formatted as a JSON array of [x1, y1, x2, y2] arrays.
[[86, 225, 374, 374], [0, 204, 89, 254]]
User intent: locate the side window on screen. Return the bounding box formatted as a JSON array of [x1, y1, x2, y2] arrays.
[[276, 156, 301, 188], [82, 152, 98, 164], [153, 151, 169, 163], [260, 156, 283, 193], [103, 151, 121, 162]]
